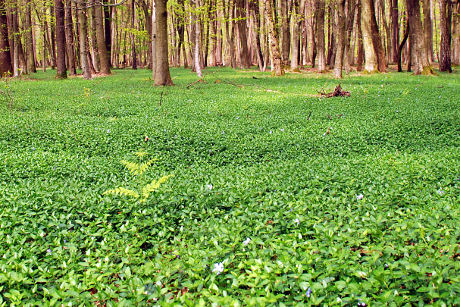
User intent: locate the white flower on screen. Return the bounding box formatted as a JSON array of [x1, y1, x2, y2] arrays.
[[357, 271, 367, 278], [269, 130, 273, 134], [107, 129, 110, 133], [294, 218, 300, 225], [206, 184, 213, 191], [243, 238, 251, 246], [356, 194, 364, 200], [437, 189, 445, 196], [212, 262, 224, 275]]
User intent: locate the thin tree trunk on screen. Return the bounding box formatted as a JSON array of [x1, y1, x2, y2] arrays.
[[131, 0, 137, 69], [24, 0, 36, 73], [334, 0, 347, 78], [391, 0, 399, 63]]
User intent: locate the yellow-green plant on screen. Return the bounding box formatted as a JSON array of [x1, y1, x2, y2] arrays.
[[103, 151, 173, 203]]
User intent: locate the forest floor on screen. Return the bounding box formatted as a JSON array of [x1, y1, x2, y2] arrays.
[[0, 68, 459, 305]]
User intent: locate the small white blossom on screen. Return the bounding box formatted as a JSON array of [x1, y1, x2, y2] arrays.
[[243, 238, 251, 246], [294, 218, 300, 225], [212, 262, 224, 275], [437, 189, 445, 196], [356, 194, 364, 200], [206, 184, 213, 191]]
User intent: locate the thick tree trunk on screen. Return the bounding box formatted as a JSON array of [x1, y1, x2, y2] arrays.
[[236, 0, 251, 68], [64, 0, 77, 75], [316, 0, 326, 72], [280, 0, 290, 66], [152, 0, 156, 73], [361, 0, 378, 72], [265, 0, 284, 76], [356, 0, 364, 71], [95, 2, 111, 74], [77, 0, 92, 79], [439, 0, 452, 72], [55, 0, 67, 78], [154, 0, 173, 85], [422, 0, 434, 62], [406, 0, 433, 74]]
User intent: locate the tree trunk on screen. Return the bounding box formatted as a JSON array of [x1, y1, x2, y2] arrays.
[[391, 0, 399, 63], [452, 2, 460, 65], [55, 0, 67, 78], [251, 0, 264, 70], [24, 0, 36, 73], [280, 0, 290, 66], [131, 0, 137, 69], [95, 1, 111, 74], [265, 0, 284, 76], [154, 0, 173, 85], [77, 0, 92, 79], [236, 0, 251, 68], [0, 0, 12, 75], [360, 0, 380, 72], [291, 0, 306, 71], [316, 0, 326, 72], [103, 0, 112, 67], [334, 0, 347, 78], [406, 0, 433, 74], [192, 0, 202, 76], [439, 0, 452, 72], [64, 0, 77, 75], [422, 0, 434, 62]]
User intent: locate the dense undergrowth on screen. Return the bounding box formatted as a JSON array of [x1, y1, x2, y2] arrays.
[[0, 68, 459, 305]]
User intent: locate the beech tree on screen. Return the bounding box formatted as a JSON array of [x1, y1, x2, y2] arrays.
[[0, 0, 456, 81]]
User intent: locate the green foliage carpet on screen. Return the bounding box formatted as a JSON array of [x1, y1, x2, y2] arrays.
[[0, 68, 459, 305]]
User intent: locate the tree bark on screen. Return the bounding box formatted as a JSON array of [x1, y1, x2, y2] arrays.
[[131, 0, 137, 69], [439, 0, 452, 72], [95, 1, 111, 74], [316, 0, 326, 72], [391, 0, 399, 63], [24, 0, 36, 73], [422, 0, 434, 62], [77, 0, 92, 79], [154, 0, 173, 85], [64, 0, 77, 75], [236, 0, 251, 68], [406, 0, 433, 74], [360, 0, 384, 72], [334, 0, 347, 78], [280, 0, 290, 65], [265, 0, 284, 75], [0, 0, 12, 75], [452, 1, 460, 65], [55, 0, 67, 78]]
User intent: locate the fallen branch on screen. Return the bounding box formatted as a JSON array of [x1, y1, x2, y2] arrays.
[[320, 85, 350, 98]]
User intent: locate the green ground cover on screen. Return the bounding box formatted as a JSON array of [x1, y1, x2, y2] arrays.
[[0, 68, 459, 305]]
